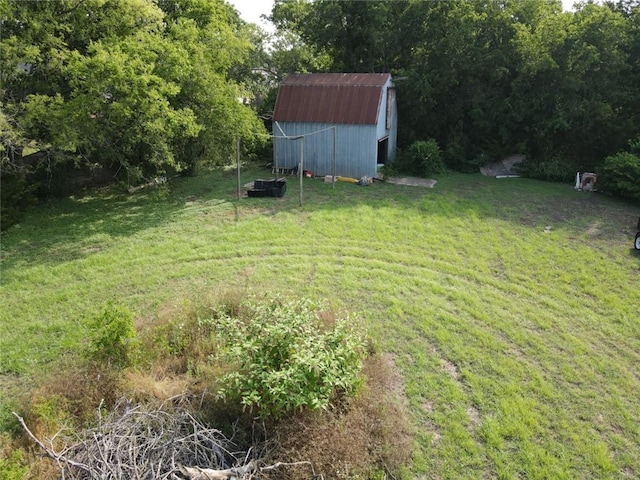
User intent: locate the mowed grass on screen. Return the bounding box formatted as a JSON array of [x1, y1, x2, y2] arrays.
[[1, 166, 639, 479]]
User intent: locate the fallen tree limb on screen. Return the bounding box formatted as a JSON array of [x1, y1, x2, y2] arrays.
[[12, 412, 93, 475], [177, 460, 323, 480], [13, 397, 238, 480]]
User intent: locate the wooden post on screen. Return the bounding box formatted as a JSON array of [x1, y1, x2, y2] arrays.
[[332, 126, 336, 189], [236, 137, 241, 200], [273, 133, 278, 179], [299, 138, 304, 206]]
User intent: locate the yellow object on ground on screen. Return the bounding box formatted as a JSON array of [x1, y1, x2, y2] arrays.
[[336, 176, 358, 183]]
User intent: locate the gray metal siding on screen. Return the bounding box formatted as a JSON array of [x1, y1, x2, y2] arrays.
[[375, 78, 398, 164], [274, 122, 378, 178]]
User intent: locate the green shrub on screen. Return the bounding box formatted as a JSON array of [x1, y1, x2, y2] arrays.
[[85, 302, 138, 369], [0, 444, 28, 480], [444, 135, 472, 172], [396, 139, 445, 177], [211, 297, 366, 417], [515, 155, 577, 182], [598, 152, 640, 202]]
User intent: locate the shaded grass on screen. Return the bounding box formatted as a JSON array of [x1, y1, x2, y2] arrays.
[[1, 167, 639, 478]]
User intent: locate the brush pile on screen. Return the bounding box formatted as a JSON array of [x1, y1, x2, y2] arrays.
[[15, 395, 318, 480]]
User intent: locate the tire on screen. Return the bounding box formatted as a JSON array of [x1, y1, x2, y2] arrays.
[[635, 232, 640, 251]]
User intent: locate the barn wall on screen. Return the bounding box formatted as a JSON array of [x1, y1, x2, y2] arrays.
[[274, 122, 378, 178], [375, 77, 398, 164]]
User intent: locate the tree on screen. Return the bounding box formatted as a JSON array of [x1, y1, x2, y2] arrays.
[[0, 0, 265, 194], [271, 0, 401, 73]]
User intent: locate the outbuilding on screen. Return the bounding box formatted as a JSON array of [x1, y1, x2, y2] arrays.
[[272, 73, 397, 179]]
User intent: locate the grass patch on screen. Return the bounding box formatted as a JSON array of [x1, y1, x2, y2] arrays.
[[1, 166, 639, 478]]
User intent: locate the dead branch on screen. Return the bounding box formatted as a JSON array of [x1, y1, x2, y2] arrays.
[[176, 460, 323, 480], [12, 412, 93, 475], [260, 461, 323, 479], [177, 460, 257, 479]]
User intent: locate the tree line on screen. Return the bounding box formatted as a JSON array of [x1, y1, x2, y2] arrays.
[[2, 0, 639, 229], [269, 0, 640, 183]]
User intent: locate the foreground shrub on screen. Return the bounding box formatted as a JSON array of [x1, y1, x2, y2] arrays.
[[267, 353, 412, 480], [212, 297, 366, 417], [598, 152, 640, 202]]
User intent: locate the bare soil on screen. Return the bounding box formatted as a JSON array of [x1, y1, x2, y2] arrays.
[[387, 176, 437, 188]]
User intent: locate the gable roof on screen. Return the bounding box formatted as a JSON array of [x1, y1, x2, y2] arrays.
[[273, 73, 391, 125]]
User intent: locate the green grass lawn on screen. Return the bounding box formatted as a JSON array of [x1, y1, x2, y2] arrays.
[[1, 166, 639, 479]]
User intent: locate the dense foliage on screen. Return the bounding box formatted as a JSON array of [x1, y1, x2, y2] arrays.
[[271, 0, 640, 183], [0, 0, 265, 228], [85, 302, 139, 370], [212, 298, 366, 417], [599, 151, 640, 201], [395, 139, 445, 177]]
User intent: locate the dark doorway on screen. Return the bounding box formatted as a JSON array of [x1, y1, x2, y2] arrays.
[[377, 137, 388, 165]]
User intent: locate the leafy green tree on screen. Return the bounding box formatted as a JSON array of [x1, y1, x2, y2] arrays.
[[1, 0, 265, 194], [158, 0, 265, 171], [271, 0, 401, 72]]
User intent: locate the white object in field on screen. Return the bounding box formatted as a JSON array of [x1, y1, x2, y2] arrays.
[[575, 172, 581, 190]]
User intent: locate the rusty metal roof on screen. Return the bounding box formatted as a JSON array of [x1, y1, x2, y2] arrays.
[[273, 73, 391, 125]]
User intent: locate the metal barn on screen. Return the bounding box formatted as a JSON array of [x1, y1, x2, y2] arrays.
[[272, 73, 397, 179]]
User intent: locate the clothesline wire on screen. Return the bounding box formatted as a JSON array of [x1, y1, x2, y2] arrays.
[[250, 122, 336, 140]]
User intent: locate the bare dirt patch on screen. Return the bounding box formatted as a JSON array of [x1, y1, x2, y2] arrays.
[[387, 176, 437, 188], [440, 358, 460, 380], [467, 405, 481, 429]]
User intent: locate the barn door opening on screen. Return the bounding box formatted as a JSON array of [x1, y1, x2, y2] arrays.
[[377, 137, 389, 165]]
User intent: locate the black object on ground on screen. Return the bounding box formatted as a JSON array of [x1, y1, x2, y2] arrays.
[[247, 179, 287, 198]]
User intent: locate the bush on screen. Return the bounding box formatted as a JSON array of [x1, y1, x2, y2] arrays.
[[0, 444, 28, 480], [211, 297, 366, 417], [395, 139, 445, 177], [515, 155, 577, 182], [598, 152, 640, 202], [443, 135, 471, 172], [85, 302, 139, 369]]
